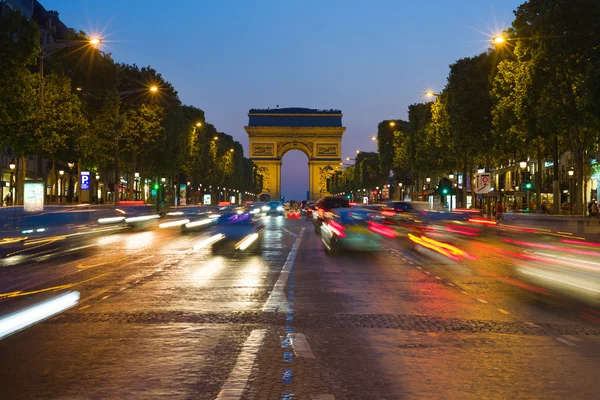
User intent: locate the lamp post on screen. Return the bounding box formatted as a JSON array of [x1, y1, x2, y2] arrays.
[[519, 161, 527, 209], [95, 173, 100, 203], [59, 170, 65, 203], [9, 159, 15, 206], [134, 172, 140, 200], [568, 168, 575, 214], [67, 162, 75, 203], [398, 182, 403, 201], [448, 173, 455, 211]]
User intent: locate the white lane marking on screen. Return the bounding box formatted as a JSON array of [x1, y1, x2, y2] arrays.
[[416, 267, 422, 270], [262, 228, 305, 313], [424, 271, 431, 275], [447, 283, 455, 286], [435, 276, 442, 280], [78, 305, 90, 311], [311, 395, 336, 400], [288, 333, 315, 359], [476, 298, 488, 304], [408, 262, 414, 265], [556, 337, 576, 347], [562, 335, 582, 342], [100, 295, 110, 300], [497, 308, 510, 315], [216, 329, 267, 399], [282, 228, 297, 237], [461, 291, 468, 295], [525, 322, 539, 328]]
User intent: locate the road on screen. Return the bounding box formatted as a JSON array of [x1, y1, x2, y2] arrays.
[[1, 215, 600, 399]]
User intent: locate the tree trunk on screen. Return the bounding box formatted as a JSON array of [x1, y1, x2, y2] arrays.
[[536, 155, 542, 212], [462, 158, 468, 208], [19, 155, 27, 205], [552, 133, 560, 214]]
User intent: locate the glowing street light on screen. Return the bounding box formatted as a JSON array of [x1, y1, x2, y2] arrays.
[[493, 35, 506, 45], [89, 37, 102, 47], [196, 122, 202, 127], [449, 173, 455, 180], [425, 91, 441, 97], [149, 85, 159, 93], [229, 148, 234, 153], [356, 150, 360, 154], [213, 136, 218, 140], [371, 136, 377, 141], [426, 177, 431, 183], [389, 121, 396, 127], [519, 161, 527, 169]]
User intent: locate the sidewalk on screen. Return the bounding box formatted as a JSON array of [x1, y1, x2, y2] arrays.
[[501, 212, 600, 235]]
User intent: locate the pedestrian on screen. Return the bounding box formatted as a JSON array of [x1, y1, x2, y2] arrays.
[[496, 201, 503, 222]]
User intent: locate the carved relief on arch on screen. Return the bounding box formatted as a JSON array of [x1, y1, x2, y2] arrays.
[[277, 141, 314, 159]]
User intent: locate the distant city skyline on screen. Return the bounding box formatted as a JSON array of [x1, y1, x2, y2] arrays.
[[43, 0, 523, 200]]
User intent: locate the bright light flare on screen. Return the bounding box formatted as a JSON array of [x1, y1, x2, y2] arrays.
[[185, 219, 213, 228], [236, 233, 259, 251], [193, 233, 225, 252], [149, 86, 159, 93], [89, 37, 102, 47], [124, 214, 160, 223], [425, 91, 436, 97], [98, 216, 125, 224], [0, 291, 80, 340], [493, 35, 505, 44], [167, 211, 184, 216], [468, 218, 497, 226], [159, 219, 190, 228]]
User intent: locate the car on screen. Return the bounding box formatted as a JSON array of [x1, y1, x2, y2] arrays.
[[320, 208, 395, 255], [209, 211, 264, 255], [312, 196, 350, 234], [305, 203, 316, 219], [266, 201, 285, 216]]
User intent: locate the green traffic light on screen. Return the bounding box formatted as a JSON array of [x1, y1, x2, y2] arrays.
[[525, 182, 532, 189], [442, 188, 448, 194], [153, 183, 159, 190]]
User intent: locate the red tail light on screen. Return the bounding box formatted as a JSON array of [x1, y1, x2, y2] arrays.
[[368, 221, 396, 238], [328, 220, 346, 237]]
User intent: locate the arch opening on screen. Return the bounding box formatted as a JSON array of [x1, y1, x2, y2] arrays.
[[281, 150, 309, 202]]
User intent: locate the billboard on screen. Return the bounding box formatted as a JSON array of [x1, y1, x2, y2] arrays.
[[24, 182, 44, 212], [179, 184, 187, 206], [203, 194, 211, 205]]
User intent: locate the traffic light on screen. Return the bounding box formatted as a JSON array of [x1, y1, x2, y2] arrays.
[[441, 188, 449, 195], [346, 194, 351, 199], [153, 183, 160, 190], [525, 182, 532, 190]]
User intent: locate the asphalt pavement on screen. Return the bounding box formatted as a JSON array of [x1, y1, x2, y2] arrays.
[[1, 215, 600, 399]]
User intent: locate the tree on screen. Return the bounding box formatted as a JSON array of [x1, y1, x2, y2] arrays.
[[445, 53, 494, 207], [33, 73, 89, 200], [511, 0, 600, 214]]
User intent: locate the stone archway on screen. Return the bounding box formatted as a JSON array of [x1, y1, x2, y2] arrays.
[[245, 108, 345, 200]]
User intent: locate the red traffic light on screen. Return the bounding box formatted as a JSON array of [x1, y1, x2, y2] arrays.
[[373, 190, 378, 194]]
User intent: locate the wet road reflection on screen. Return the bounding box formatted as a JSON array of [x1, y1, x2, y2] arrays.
[[0, 210, 599, 399]]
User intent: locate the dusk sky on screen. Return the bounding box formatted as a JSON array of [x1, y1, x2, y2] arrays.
[[46, 0, 523, 201]]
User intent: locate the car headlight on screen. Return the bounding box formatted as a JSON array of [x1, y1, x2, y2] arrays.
[[277, 206, 283, 211], [262, 206, 269, 211]]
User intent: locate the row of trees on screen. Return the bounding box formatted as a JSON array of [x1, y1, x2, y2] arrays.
[[0, 8, 261, 204], [365, 0, 600, 212]]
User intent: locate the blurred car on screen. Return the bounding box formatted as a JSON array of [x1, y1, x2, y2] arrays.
[[209, 211, 264, 255], [305, 203, 316, 220], [312, 196, 350, 234], [267, 201, 285, 216], [320, 208, 394, 254]]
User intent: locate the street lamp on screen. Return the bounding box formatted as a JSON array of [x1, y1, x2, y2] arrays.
[[426, 177, 431, 183], [492, 35, 506, 45], [356, 150, 360, 154], [196, 122, 202, 127], [59, 170, 65, 203], [519, 161, 527, 169], [67, 162, 75, 202], [8, 159, 15, 206], [134, 172, 140, 200], [389, 121, 396, 127], [425, 91, 441, 97], [371, 136, 377, 141], [213, 136, 219, 140]]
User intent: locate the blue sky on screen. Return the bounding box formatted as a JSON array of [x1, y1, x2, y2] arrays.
[[45, 0, 523, 201]]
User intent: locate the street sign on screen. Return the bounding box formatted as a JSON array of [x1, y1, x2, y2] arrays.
[[80, 171, 90, 191], [475, 173, 491, 194]]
